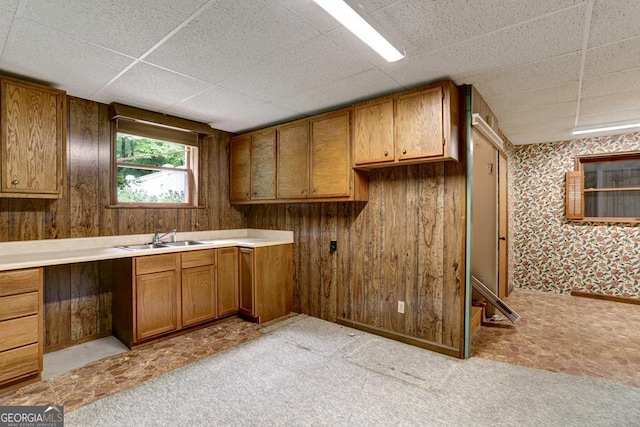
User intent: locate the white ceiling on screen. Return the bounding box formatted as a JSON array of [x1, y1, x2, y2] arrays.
[[1, 0, 639, 144]]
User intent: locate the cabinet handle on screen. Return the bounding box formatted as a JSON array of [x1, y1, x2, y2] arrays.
[[11, 179, 19, 185], [313, 188, 317, 193], [402, 148, 407, 155], [384, 151, 388, 157], [301, 189, 306, 194], [253, 192, 257, 196]]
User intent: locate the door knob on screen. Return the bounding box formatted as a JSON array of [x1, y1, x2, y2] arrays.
[[402, 148, 407, 155], [384, 150, 389, 156], [11, 179, 19, 185]]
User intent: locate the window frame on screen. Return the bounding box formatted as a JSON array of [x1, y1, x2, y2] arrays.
[[566, 151, 640, 223], [109, 106, 205, 209]]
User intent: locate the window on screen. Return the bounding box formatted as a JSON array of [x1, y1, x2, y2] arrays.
[[111, 111, 200, 207], [566, 152, 640, 222]]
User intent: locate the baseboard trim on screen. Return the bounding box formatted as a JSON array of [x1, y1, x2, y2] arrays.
[[570, 291, 640, 305], [336, 318, 461, 358]]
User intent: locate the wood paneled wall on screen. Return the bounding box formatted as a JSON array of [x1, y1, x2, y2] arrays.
[[0, 96, 243, 349], [241, 161, 466, 354]]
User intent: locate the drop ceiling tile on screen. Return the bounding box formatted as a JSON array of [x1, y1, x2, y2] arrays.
[[507, 127, 575, 145], [0, 18, 133, 97], [372, 0, 583, 56], [485, 83, 578, 116], [93, 62, 210, 111], [460, 53, 581, 97], [219, 35, 372, 102], [277, 0, 340, 33], [145, 0, 321, 85], [163, 86, 267, 125], [20, 0, 209, 57], [0, 0, 19, 58], [581, 67, 640, 100], [445, 5, 585, 75], [579, 90, 640, 116], [499, 102, 577, 128], [577, 108, 640, 127], [272, 69, 403, 114], [588, 0, 640, 48], [584, 37, 640, 78], [210, 103, 305, 134]]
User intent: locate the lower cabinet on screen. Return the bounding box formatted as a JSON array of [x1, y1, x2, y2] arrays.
[[217, 247, 239, 317], [0, 268, 43, 391], [113, 244, 293, 348], [239, 244, 293, 323], [181, 250, 216, 327]]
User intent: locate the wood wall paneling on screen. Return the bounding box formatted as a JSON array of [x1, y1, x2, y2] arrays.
[[0, 96, 241, 350], [243, 161, 466, 355]]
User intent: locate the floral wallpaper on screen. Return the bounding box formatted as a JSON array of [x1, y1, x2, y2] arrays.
[[510, 132, 640, 298]]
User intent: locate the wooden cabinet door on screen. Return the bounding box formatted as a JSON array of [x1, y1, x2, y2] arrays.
[[251, 130, 276, 200], [135, 270, 179, 341], [216, 247, 239, 317], [310, 111, 350, 197], [353, 97, 394, 166], [277, 121, 309, 199], [230, 134, 251, 201], [0, 78, 65, 198], [182, 265, 216, 327], [395, 86, 444, 160], [238, 248, 255, 317]]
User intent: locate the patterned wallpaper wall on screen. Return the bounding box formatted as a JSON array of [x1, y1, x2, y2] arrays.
[[510, 132, 640, 298]]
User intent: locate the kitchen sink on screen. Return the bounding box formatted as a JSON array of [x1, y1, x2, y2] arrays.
[[117, 243, 168, 250], [116, 240, 205, 250], [161, 240, 204, 247]]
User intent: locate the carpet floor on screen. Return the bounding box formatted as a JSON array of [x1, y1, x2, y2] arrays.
[[66, 315, 640, 427]]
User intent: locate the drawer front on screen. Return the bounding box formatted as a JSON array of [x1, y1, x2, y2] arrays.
[[0, 268, 41, 297], [0, 315, 39, 352], [135, 254, 180, 275], [0, 343, 39, 384], [0, 292, 38, 321], [181, 249, 215, 269]]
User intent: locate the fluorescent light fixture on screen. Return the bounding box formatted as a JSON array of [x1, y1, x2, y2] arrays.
[[572, 121, 640, 136], [313, 0, 405, 62]]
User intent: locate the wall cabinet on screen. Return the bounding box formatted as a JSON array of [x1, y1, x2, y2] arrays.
[[230, 129, 276, 202], [353, 80, 460, 168], [233, 109, 368, 204], [0, 268, 43, 391], [239, 244, 293, 323], [0, 76, 66, 198]]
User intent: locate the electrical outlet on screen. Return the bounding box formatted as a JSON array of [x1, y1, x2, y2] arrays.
[[398, 301, 405, 314]]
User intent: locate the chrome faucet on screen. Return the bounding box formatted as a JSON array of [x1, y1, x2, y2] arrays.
[[153, 228, 177, 244]]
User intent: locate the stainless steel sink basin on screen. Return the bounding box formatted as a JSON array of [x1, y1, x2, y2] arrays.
[[116, 240, 205, 250], [117, 243, 167, 250], [162, 240, 204, 247]]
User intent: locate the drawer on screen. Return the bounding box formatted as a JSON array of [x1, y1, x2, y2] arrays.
[[0, 292, 38, 321], [0, 315, 39, 352], [0, 343, 39, 384], [182, 249, 215, 269], [135, 254, 180, 275], [0, 268, 41, 297]]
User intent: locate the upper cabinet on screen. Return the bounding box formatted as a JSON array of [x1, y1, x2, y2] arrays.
[[230, 129, 277, 203], [354, 80, 460, 168], [233, 108, 368, 204], [0, 76, 66, 198]]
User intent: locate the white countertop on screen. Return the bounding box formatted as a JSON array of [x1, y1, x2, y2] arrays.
[[0, 229, 293, 271]]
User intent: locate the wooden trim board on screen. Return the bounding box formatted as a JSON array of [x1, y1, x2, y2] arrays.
[[571, 290, 640, 305]]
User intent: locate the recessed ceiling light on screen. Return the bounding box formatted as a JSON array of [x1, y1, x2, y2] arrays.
[[313, 0, 405, 63], [572, 121, 640, 136]]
